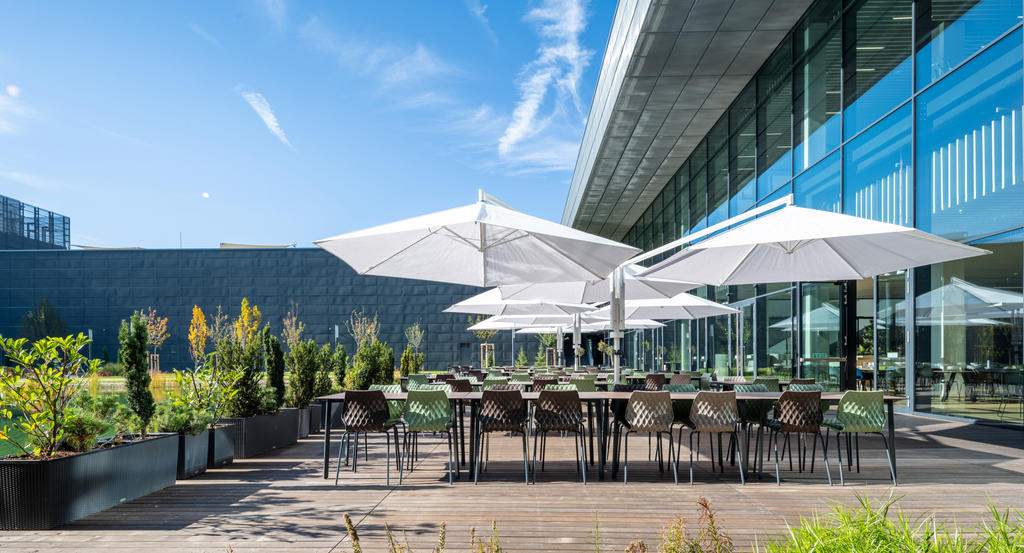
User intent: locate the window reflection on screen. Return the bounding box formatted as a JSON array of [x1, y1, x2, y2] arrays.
[[843, 0, 912, 137], [844, 104, 912, 225], [916, 0, 1022, 88], [794, 28, 841, 172], [795, 150, 841, 212]]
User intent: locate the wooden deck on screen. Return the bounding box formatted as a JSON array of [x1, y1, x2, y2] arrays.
[[1, 413, 1022, 552]]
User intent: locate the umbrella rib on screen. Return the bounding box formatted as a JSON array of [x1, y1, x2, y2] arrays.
[[820, 238, 867, 278], [718, 244, 760, 285], [530, 234, 608, 281], [362, 229, 443, 274]]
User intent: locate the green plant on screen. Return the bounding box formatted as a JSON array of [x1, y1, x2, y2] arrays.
[[61, 408, 106, 452], [0, 333, 100, 457], [404, 321, 425, 352], [20, 298, 68, 343], [287, 339, 320, 407], [468, 316, 499, 342], [486, 349, 494, 369], [263, 328, 286, 408], [400, 344, 416, 377], [515, 347, 528, 366], [119, 311, 155, 437], [533, 345, 545, 366], [171, 352, 242, 425], [315, 343, 333, 397], [537, 333, 557, 348], [153, 400, 214, 435], [332, 344, 348, 387], [219, 336, 271, 418], [347, 309, 380, 345], [346, 339, 394, 390]]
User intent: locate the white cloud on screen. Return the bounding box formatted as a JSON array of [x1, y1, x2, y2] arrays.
[[466, 0, 498, 45], [5, 84, 20, 97], [201, 192, 211, 199], [188, 23, 220, 47], [0, 95, 33, 134], [237, 87, 294, 149], [499, 0, 591, 158]]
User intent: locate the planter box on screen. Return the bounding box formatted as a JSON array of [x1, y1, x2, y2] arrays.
[[176, 430, 210, 480], [297, 407, 310, 439], [0, 433, 177, 530], [221, 409, 299, 459], [208, 424, 234, 468], [309, 403, 323, 434]]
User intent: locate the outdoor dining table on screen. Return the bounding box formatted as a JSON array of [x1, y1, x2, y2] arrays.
[[318, 390, 901, 483]]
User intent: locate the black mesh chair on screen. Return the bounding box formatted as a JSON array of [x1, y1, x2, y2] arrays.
[[532, 389, 588, 484], [336, 390, 402, 486], [475, 389, 530, 484]]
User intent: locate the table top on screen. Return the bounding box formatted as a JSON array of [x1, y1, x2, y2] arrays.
[[318, 390, 902, 402]]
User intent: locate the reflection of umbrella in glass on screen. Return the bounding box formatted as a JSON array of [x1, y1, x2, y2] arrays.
[[769, 303, 840, 332], [878, 277, 1024, 321]]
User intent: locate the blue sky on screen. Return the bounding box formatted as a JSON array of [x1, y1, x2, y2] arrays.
[[0, 0, 615, 248]]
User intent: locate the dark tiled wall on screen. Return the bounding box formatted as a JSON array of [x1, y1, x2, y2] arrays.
[[0, 248, 518, 370]]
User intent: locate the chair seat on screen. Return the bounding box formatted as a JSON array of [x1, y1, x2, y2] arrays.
[[407, 420, 452, 433], [822, 417, 882, 433], [481, 421, 524, 433], [687, 421, 736, 433], [629, 422, 673, 433]]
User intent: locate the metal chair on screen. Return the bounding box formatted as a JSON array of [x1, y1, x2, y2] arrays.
[[531, 389, 588, 484], [335, 390, 402, 486], [822, 391, 895, 486], [752, 377, 781, 392], [622, 391, 677, 484], [403, 389, 456, 485], [684, 391, 745, 485], [766, 390, 832, 486], [644, 373, 667, 390], [482, 377, 509, 390], [532, 377, 557, 391], [669, 373, 692, 386], [475, 389, 530, 484], [732, 383, 772, 477]]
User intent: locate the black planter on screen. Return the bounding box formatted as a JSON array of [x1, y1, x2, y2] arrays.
[[208, 424, 234, 468], [308, 403, 323, 434], [0, 434, 177, 530], [297, 407, 310, 439], [176, 430, 209, 479], [220, 409, 299, 459]]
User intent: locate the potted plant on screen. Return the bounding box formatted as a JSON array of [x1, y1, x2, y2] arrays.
[[0, 333, 177, 530], [153, 400, 214, 479]]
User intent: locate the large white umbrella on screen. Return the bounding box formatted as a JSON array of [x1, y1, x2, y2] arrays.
[[497, 264, 698, 303], [314, 190, 639, 287], [641, 205, 989, 285], [469, 313, 604, 327], [590, 292, 739, 320], [444, 288, 594, 316], [580, 319, 664, 331]]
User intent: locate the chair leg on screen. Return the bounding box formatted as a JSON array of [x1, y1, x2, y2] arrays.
[[531, 430, 540, 484], [835, 431, 845, 486], [541, 432, 547, 471], [386, 432, 391, 486], [521, 427, 530, 485], [773, 430, 781, 486], [707, 431, 715, 473], [717, 432, 724, 472], [855, 433, 861, 473], [669, 431, 678, 485], [579, 429, 587, 485], [364, 433, 369, 463], [818, 431, 832, 486], [574, 433, 581, 473], [352, 433, 359, 473], [474, 430, 482, 485], [811, 431, 817, 473], [734, 430, 745, 485], [689, 430, 696, 485], [623, 430, 630, 484], [447, 431, 454, 486], [879, 432, 897, 486], [335, 431, 347, 485]]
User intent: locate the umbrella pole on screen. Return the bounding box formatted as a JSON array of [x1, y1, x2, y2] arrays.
[[611, 267, 626, 385], [573, 313, 581, 370], [556, 326, 564, 367]]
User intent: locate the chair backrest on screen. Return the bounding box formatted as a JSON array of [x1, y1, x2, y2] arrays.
[[419, 383, 452, 393], [342, 390, 390, 433], [369, 384, 405, 420], [689, 391, 740, 432], [433, 373, 454, 382], [664, 383, 697, 393], [489, 383, 524, 391], [789, 378, 816, 386], [447, 379, 473, 393], [511, 373, 532, 382], [570, 378, 597, 392], [482, 377, 509, 389], [722, 375, 748, 383], [405, 390, 452, 432], [669, 373, 691, 386], [789, 383, 825, 392], [407, 374, 429, 386], [752, 377, 781, 392], [533, 390, 583, 430], [532, 377, 557, 391], [468, 370, 485, 381], [773, 390, 823, 432], [479, 389, 527, 432], [733, 383, 768, 393], [625, 391, 673, 432], [544, 383, 578, 391], [835, 391, 886, 433], [644, 373, 667, 391]]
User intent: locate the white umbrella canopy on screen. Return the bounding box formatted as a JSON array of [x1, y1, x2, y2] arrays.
[[314, 191, 640, 287], [580, 319, 664, 331], [497, 264, 698, 303], [472, 313, 605, 327], [444, 288, 594, 316], [590, 292, 738, 320], [515, 326, 568, 335], [641, 205, 989, 285]]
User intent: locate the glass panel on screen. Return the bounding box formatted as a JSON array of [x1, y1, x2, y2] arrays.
[[676, 174, 690, 236], [913, 231, 1023, 423], [708, 115, 729, 158], [854, 278, 876, 390], [757, 183, 793, 206], [801, 282, 843, 390], [690, 145, 708, 232], [794, 149, 841, 212], [844, 104, 912, 225], [730, 116, 756, 216], [707, 149, 729, 226], [731, 81, 756, 134], [916, 0, 1022, 88], [757, 72, 793, 198], [916, 30, 1024, 241], [758, 286, 795, 377], [794, 0, 842, 58], [843, 0, 913, 138], [794, 28, 842, 173], [876, 271, 908, 399], [711, 286, 732, 376]]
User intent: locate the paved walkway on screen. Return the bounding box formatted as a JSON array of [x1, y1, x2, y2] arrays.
[[2, 413, 1022, 552]]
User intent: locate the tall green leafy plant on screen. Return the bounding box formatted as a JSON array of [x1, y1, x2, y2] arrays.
[[346, 339, 394, 390], [331, 344, 348, 387], [315, 343, 333, 397], [515, 346, 528, 366], [263, 328, 286, 408], [400, 343, 416, 377], [287, 339, 320, 407], [218, 336, 269, 418], [119, 311, 154, 437], [0, 333, 100, 457]]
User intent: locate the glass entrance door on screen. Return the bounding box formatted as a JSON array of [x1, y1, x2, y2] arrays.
[[800, 282, 843, 389]]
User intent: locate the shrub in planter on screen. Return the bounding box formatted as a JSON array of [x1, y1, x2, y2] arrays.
[[345, 339, 395, 390], [315, 343, 333, 397], [153, 401, 214, 479], [262, 328, 286, 409], [287, 339, 319, 407], [330, 344, 347, 388], [119, 311, 155, 437]]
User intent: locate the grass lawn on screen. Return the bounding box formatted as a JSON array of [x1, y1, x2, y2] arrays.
[[0, 417, 29, 457]]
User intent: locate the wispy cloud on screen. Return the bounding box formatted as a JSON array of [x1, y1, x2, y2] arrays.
[[263, 0, 286, 31], [0, 94, 33, 134], [0, 170, 60, 189], [299, 17, 457, 93], [499, 0, 590, 158], [466, 0, 498, 45], [188, 23, 221, 47], [236, 87, 294, 149]]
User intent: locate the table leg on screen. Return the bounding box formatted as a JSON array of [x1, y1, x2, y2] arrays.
[[459, 400, 466, 466], [322, 399, 333, 479], [886, 398, 897, 484], [469, 399, 478, 478]]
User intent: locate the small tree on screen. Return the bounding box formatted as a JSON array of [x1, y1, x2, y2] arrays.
[[404, 321, 425, 352], [331, 344, 348, 387], [120, 311, 154, 436], [346, 309, 380, 345], [315, 343, 333, 397], [172, 352, 241, 426], [20, 298, 68, 343], [145, 307, 170, 354], [233, 298, 262, 347], [282, 303, 305, 349], [187, 305, 208, 367], [263, 327, 286, 408], [400, 343, 416, 377], [534, 345, 546, 366], [287, 339, 320, 407], [515, 346, 529, 366], [346, 339, 394, 390], [208, 305, 231, 343]]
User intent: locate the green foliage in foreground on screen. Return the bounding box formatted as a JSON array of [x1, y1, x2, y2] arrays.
[[338, 495, 1023, 553]]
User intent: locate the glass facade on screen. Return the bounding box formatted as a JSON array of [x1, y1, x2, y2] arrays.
[[618, 0, 1024, 425], [0, 194, 71, 250]]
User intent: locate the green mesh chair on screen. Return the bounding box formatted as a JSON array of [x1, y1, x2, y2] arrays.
[[511, 373, 532, 383], [822, 391, 895, 486], [570, 378, 598, 393], [406, 374, 429, 390], [665, 384, 696, 427], [403, 389, 456, 484], [369, 384, 406, 427], [752, 377, 781, 392], [733, 383, 772, 476], [544, 383, 577, 391], [482, 377, 509, 390]]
